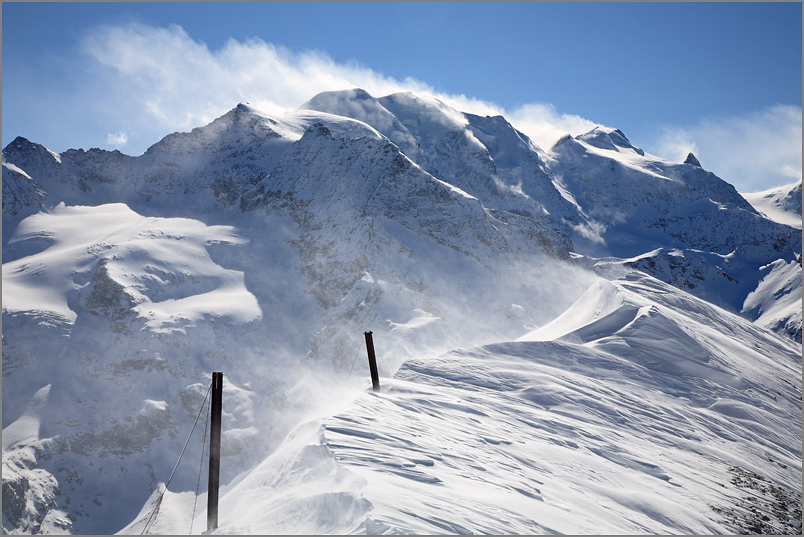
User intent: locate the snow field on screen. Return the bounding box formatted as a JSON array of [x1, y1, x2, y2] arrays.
[[2, 203, 261, 333], [741, 181, 802, 230], [190, 273, 800, 534]]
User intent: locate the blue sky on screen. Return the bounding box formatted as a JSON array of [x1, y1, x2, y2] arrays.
[[3, 2, 801, 192]]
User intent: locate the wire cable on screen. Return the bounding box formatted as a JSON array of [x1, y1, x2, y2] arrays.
[[345, 337, 364, 382], [189, 394, 211, 535], [141, 383, 212, 535]]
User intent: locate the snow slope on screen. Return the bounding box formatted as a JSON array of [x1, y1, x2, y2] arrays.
[[2, 203, 261, 330], [742, 181, 802, 230], [166, 272, 801, 535], [742, 258, 803, 342]]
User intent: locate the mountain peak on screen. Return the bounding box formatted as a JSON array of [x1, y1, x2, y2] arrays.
[[684, 152, 702, 168], [5, 136, 48, 155], [7, 135, 34, 148], [552, 134, 574, 149], [576, 127, 645, 156], [300, 88, 377, 111], [348, 88, 375, 100], [3, 136, 63, 167], [306, 122, 333, 139], [234, 102, 252, 114]]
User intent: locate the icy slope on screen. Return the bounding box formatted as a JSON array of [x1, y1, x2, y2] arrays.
[[187, 272, 801, 535], [742, 181, 802, 230]]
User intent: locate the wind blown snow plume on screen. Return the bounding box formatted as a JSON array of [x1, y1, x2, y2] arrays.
[[508, 102, 600, 151], [653, 105, 803, 192], [79, 23, 506, 154], [75, 22, 609, 160]]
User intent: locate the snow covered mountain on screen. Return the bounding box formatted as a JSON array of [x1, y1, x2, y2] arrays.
[[2, 89, 801, 534], [743, 181, 802, 230], [299, 90, 801, 342]]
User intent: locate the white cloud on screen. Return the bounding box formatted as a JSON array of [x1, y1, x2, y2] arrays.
[[79, 22, 593, 155], [78, 22, 799, 194], [654, 128, 698, 164], [650, 105, 802, 193], [106, 130, 128, 148], [507, 103, 599, 151], [81, 23, 448, 135]]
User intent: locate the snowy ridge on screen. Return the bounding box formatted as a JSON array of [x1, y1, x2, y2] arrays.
[[1, 104, 385, 214], [183, 273, 801, 535], [303, 90, 579, 226], [2, 162, 47, 217]]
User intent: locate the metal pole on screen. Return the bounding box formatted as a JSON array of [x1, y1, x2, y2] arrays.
[[207, 372, 223, 531], [364, 331, 380, 392]]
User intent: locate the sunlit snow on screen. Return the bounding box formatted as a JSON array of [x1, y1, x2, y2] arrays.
[[169, 274, 800, 535], [3, 203, 262, 332]]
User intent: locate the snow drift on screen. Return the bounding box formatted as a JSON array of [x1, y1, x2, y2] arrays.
[[164, 273, 801, 535]]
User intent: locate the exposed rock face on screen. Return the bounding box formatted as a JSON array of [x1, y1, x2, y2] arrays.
[[2, 162, 48, 217], [684, 152, 702, 168]]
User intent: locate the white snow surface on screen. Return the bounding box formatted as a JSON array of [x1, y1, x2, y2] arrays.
[[742, 181, 802, 229], [742, 258, 803, 341], [3, 203, 261, 331], [165, 273, 800, 535]]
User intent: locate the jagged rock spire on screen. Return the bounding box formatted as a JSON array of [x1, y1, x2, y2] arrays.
[[684, 152, 702, 168]]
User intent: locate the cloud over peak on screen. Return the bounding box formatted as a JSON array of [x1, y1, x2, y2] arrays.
[[79, 22, 593, 154], [652, 104, 802, 192], [77, 22, 800, 192]]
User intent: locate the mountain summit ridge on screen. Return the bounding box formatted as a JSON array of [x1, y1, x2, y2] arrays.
[[4, 89, 799, 341]]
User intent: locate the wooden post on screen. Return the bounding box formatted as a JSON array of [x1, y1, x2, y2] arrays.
[[207, 372, 223, 531], [364, 331, 380, 392]]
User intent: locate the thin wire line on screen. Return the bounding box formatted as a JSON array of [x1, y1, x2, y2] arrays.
[[345, 337, 364, 382], [141, 383, 212, 535], [189, 395, 211, 534]]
